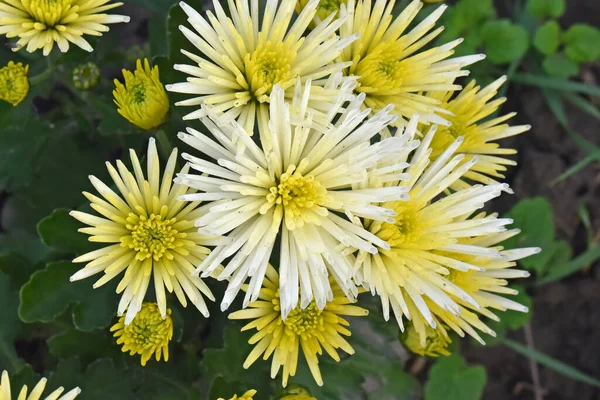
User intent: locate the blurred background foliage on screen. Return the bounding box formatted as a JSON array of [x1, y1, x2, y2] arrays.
[[1, 0, 600, 399]]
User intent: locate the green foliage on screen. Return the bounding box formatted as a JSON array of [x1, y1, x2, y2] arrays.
[[481, 20, 530, 64], [424, 355, 487, 400], [37, 208, 97, 255], [526, 0, 566, 19], [543, 53, 579, 78], [562, 24, 600, 63], [533, 21, 561, 55]]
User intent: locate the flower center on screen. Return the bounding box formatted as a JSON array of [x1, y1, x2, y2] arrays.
[[22, 0, 75, 27], [376, 202, 421, 247], [121, 303, 172, 350], [245, 41, 295, 102], [354, 47, 403, 92], [123, 213, 182, 261], [283, 301, 324, 337], [264, 166, 326, 229], [131, 81, 147, 104]]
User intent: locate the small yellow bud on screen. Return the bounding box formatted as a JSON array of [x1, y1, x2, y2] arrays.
[[73, 62, 101, 90], [218, 389, 257, 400], [110, 302, 173, 366], [296, 0, 347, 26], [400, 322, 452, 357], [0, 61, 30, 106], [277, 385, 317, 400], [113, 59, 170, 130]]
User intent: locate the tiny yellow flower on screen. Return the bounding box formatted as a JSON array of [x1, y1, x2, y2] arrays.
[[73, 62, 101, 90], [0, 370, 81, 400], [400, 322, 451, 357], [0, 0, 130, 55], [218, 389, 257, 400], [113, 59, 170, 130], [110, 302, 173, 366], [0, 61, 29, 106], [229, 264, 369, 387]]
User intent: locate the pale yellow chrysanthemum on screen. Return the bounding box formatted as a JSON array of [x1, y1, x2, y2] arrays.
[[354, 116, 539, 345], [113, 59, 170, 131], [218, 390, 257, 400], [399, 321, 451, 357], [0, 0, 130, 55], [338, 0, 484, 127], [0, 61, 29, 106], [229, 264, 368, 387], [110, 302, 173, 366], [70, 138, 220, 324], [0, 370, 81, 400], [166, 0, 357, 133], [427, 77, 531, 190]]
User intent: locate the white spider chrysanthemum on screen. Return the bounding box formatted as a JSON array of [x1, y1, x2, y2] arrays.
[[354, 117, 539, 344], [71, 139, 221, 324], [166, 0, 357, 133], [175, 77, 411, 317], [338, 0, 485, 127]]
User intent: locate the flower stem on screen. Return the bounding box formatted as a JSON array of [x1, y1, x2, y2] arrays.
[[156, 129, 173, 157]]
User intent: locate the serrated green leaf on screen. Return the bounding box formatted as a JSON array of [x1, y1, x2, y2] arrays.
[[208, 377, 247, 400], [563, 24, 600, 63], [0, 124, 49, 191], [503, 197, 554, 274], [37, 208, 98, 255], [0, 253, 38, 289], [543, 53, 580, 79], [440, 0, 495, 35], [48, 329, 121, 365], [526, 0, 565, 19], [19, 261, 117, 331], [83, 358, 144, 400], [481, 20, 529, 64], [424, 355, 486, 400], [533, 21, 561, 55]]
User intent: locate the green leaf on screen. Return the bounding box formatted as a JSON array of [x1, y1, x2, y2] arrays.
[[533, 21, 561, 55], [526, 0, 566, 19], [563, 92, 600, 122], [503, 197, 554, 274], [424, 355, 487, 400], [536, 243, 600, 285], [37, 208, 98, 255], [563, 24, 600, 63], [503, 339, 600, 388], [543, 53, 580, 79], [48, 329, 121, 365], [0, 272, 25, 373], [0, 253, 38, 289], [19, 261, 117, 331], [440, 0, 495, 35], [88, 96, 136, 136], [481, 20, 529, 64]]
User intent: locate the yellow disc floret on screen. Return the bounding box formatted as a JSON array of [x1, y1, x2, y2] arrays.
[[111, 302, 173, 366], [113, 58, 170, 130], [245, 41, 297, 102], [0, 61, 29, 106]]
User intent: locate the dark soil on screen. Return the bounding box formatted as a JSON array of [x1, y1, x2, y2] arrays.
[[460, 1, 600, 399]]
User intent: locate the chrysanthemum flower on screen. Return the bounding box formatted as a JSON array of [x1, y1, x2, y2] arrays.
[[113, 59, 170, 131], [110, 302, 174, 366], [399, 321, 451, 357], [0, 370, 81, 400], [0, 61, 29, 106], [427, 77, 531, 190], [166, 0, 357, 133], [218, 390, 257, 400], [0, 0, 130, 55], [229, 264, 368, 387], [70, 138, 219, 324], [338, 0, 484, 126], [354, 117, 539, 344], [175, 77, 410, 316]]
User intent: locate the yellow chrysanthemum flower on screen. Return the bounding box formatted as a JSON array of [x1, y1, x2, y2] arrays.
[[354, 116, 539, 345], [166, 0, 357, 133], [70, 138, 220, 324], [338, 0, 484, 127], [400, 322, 451, 357], [295, 0, 346, 26], [427, 77, 531, 190], [0, 370, 81, 400], [0, 0, 130, 55], [218, 390, 257, 400], [0, 61, 29, 106], [113, 59, 170, 131], [229, 264, 368, 387], [110, 302, 173, 366]]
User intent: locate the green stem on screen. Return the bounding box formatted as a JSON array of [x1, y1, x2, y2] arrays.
[[155, 129, 173, 157], [29, 65, 54, 86]]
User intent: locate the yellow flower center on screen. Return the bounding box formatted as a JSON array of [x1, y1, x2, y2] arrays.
[[264, 167, 327, 229], [245, 41, 296, 101], [22, 0, 75, 27], [123, 213, 183, 261], [283, 301, 324, 337], [376, 203, 422, 248], [354, 47, 403, 93]]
